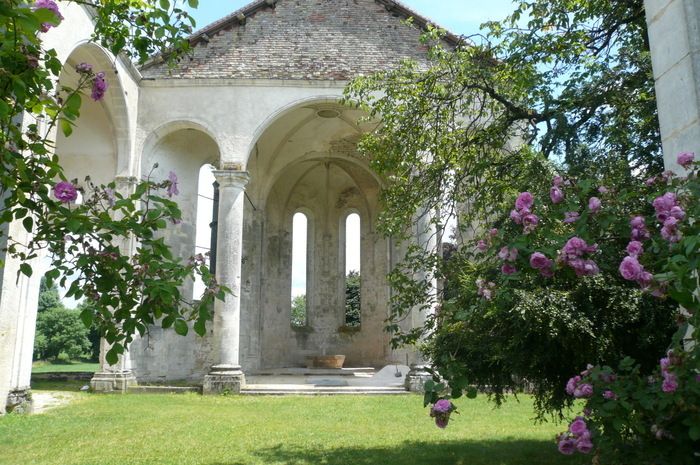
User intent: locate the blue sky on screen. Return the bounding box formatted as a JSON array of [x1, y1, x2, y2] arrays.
[[186, 0, 518, 37]]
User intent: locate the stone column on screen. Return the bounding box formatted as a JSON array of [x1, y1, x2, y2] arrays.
[[645, 0, 700, 166], [203, 170, 249, 394], [404, 209, 439, 392], [90, 176, 138, 392]]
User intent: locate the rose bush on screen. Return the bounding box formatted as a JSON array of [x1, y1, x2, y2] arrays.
[[427, 152, 699, 463]]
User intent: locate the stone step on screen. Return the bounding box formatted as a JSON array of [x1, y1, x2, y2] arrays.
[[241, 385, 408, 396], [128, 385, 202, 394], [249, 367, 375, 377]]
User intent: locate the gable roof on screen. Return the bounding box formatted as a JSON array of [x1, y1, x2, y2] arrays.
[[142, 0, 463, 81], [187, 0, 461, 49]]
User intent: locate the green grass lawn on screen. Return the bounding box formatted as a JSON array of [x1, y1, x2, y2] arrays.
[[0, 392, 586, 465], [31, 360, 99, 373]]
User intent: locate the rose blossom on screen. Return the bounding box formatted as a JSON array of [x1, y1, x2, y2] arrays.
[[477, 240, 488, 252], [501, 263, 517, 275], [552, 176, 564, 187], [569, 417, 588, 436], [626, 241, 643, 257], [529, 252, 550, 270], [432, 399, 453, 413], [558, 438, 577, 455], [34, 0, 64, 32], [588, 197, 601, 213], [566, 376, 581, 395], [598, 186, 609, 194], [550, 186, 564, 204], [522, 213, 539, 233], [677, 151, 695, 168], [91, 72, 108, 101], [662, 373, 678, 393], [167, 171, 179, 197], [53, 181, 78, 203], [515, 192, 534, 211], [489, 228, 498, 237], [603, 390, 617, 400], [619, 256, 643, 281], [576, 438, 594, 454], [563, 211, 580, 224], [573, 383, 593, 398], [498, 247, 518, 262], [510, 209, 522, 224]]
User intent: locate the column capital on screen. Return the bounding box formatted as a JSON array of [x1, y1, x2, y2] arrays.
[[212, 170, 250, 189]]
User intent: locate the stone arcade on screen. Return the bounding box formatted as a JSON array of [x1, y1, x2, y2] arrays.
[[0, 0, 461, 412], [1, 0, 699, 413]]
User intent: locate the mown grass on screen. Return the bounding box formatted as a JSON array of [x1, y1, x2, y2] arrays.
[[31, 360, 99, 373], [0, 392, 586, 465]]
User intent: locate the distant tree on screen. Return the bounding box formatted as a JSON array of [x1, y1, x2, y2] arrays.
[[291, 294, 307, 327], [34, 307, 92, 361], [37, 277, 63, 314], [345, 271, 361, 327], [77, 300, 101, 361]]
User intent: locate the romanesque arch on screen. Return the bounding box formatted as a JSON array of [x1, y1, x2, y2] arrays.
[[240, 98, 392, 370]]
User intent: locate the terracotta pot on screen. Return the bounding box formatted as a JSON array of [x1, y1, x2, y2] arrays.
[[306, 355, 346, 369]]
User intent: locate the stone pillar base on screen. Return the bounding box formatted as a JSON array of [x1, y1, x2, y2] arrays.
[[203, 365, 246, 395], [6, 388, 32, 414], [90, 371, 137, 393], [404, 364, 433, 392]]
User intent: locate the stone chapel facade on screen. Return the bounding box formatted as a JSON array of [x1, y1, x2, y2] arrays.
[[0, 0, 460, 410], [1, 0, 698, 412]]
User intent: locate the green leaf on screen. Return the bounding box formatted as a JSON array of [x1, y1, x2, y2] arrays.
[[689, 426, 700, 441], [188, 0, 199, 7], [80, 309, 93, 328], [174, 319, 188, 336], [19, 263, 32, 278], [22, 216, 33, 232]]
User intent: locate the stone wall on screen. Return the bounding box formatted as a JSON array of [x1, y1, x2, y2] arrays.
[[142, 0, 439, 80]]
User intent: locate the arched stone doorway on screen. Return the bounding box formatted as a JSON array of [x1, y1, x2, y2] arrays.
[[241, 100, 391, 370]]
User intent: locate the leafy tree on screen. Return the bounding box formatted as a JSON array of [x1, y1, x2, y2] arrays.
[[345, 271, 361, 327], [291, 294, 306, 327], [37, 276, 63, 314], [344, 0, 669, 417], [34, 307, 92, 361]]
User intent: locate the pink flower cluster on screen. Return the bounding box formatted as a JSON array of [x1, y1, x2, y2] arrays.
[[653, 192, 684, 243], [563, 211, 579, 224], [34, 0, 63, 32], [91, 72, 108, 101], [557, 417, 593, 455], [660, 353, 678, 393], [619, 241, 653, 289], [476, 279, 496, 301], [677, 151, 695, 169], [588, 197, 601, 214], [559, 237, 599, 277], [550, 176, 565, 204], [167, 171, 179, 198], [529, 252, 554, 278], [566, 374, 593, 399], [510, 192, 538, 233], [499, 246, 518, 275], [630, 216, 650, 241], [476, 228, 498, 252], [430, 399, 456, 429]]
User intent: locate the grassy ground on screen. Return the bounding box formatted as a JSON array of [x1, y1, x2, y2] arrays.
[[0, 392, 586, 465], [31, 360, 99, 373]]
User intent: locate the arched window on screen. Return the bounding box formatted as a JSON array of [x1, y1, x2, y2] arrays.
[[192, 164, 215, 299], [344, 213, 361, 327], [291, 212, 308, 327]]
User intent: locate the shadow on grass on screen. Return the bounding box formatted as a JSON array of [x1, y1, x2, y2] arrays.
[[31, 379, 88, 392], [207, 439, 587, 465]]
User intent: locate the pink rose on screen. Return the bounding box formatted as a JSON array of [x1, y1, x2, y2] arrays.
[[677, 151, 695, 168], [515, 192, 534, 211], [569, 417, 588, 435], [558, 438, 577, 455], [53, 181, 78, 203], [588, 197, 601, 213], [625, 241, 643, 257], [529, 252, 550, 270], [563, 211, 580, 224], [550, 186, 564, 204], [619, 256, 643, 281], [501, 263, 517, 275]]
